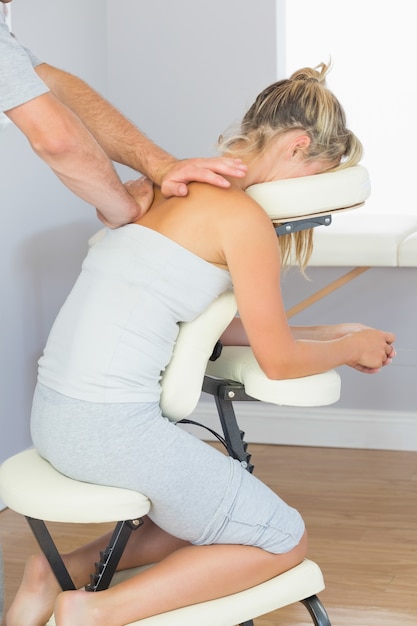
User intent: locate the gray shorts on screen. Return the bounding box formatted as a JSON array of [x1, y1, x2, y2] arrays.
[[31, 383, 304, 554]]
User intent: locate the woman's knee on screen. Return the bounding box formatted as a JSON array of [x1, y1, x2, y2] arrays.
[[286, 529, 308, 566]]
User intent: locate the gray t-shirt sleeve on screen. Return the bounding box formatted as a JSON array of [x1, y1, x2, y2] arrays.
[[22, 44, 44, 69], [0, 14, 49, 113]]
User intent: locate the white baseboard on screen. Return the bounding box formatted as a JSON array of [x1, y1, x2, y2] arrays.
[[181, 402, 417, 452]]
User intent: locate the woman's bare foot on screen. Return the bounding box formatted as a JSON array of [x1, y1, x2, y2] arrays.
[[6, 553, 61, 626], [54, 589, 103, 626]]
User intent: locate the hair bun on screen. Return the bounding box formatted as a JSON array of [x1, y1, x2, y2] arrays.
[[290, 62, 329, 84]]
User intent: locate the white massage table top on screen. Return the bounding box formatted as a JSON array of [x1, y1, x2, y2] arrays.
[[309, 211, 417, 267]]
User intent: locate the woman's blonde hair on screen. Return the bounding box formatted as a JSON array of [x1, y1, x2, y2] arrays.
[[218, 63, 363, 270]]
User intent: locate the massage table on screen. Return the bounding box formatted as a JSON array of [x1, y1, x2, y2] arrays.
[[289, 211, 417, 319]]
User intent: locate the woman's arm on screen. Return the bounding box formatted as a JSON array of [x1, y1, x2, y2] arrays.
[[221, 319, 395, 373], [219, 198, 396, 379], [221, 320, 370, 345]]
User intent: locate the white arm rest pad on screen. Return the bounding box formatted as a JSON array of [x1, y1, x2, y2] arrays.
[[206, 346, 340, 407], [246, 165, 370, 221], [160, 291, 237, 420]]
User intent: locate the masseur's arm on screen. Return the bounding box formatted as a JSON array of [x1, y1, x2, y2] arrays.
[[6, 91, 148, 228], [34, 63, 247, 197]]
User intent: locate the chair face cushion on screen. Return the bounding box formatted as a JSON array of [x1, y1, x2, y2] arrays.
[[246, 165, 370, 221]]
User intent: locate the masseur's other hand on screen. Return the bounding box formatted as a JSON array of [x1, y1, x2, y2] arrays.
[[124, 176, 155, 218], [346, 328, 396, 374], [96, 177, 154, 228], [159, 157, 247, 198]]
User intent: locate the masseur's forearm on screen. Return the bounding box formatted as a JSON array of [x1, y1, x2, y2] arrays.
[[35, 63, 175, 185], [7, 92, 144, 228]]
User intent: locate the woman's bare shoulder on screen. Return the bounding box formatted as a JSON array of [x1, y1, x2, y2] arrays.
[[187, 181, 269, 221]]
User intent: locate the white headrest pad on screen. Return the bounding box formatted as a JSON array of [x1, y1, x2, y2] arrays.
[[246, 165, 370, 221]]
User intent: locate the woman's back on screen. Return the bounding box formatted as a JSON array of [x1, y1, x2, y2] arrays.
[[137, 183, 260, 270], [37, 218, 232, 404]]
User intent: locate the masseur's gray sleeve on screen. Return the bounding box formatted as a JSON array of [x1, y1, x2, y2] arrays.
[[0, 12, 48, 113]]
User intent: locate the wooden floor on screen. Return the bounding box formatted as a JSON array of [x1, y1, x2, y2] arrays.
[[1, 443, 417, 625]]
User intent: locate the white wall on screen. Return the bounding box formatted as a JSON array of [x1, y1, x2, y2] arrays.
[[285, 0, 417, 217], [106, 0, 278, 160]]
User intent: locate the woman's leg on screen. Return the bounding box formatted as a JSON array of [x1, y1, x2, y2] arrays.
[[220, 316, 249, 345], [28, 391, 306, 625], [54, 531, 308, 626], [6, 517, 189, 626]]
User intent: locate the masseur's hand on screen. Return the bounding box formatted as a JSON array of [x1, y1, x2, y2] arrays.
[[124, 176, 155, 217], [96, 177, 154, 226], [159, 157, 248, 198]]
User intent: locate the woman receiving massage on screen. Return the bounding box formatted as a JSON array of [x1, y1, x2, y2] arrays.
[[7, 63, 395, 626]]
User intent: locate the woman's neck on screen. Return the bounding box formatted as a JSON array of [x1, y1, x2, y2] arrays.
[[223, 151, 263, 190]]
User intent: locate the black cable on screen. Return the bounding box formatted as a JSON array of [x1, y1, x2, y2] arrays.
[[178, 418, 240, 460]]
